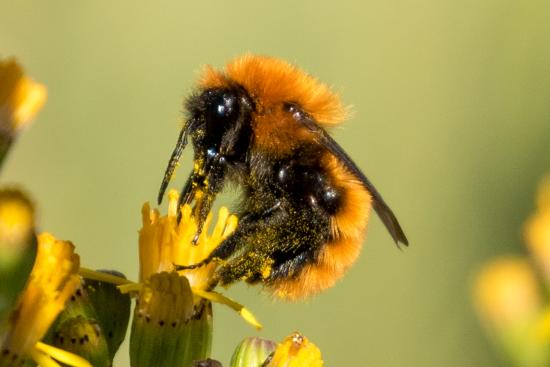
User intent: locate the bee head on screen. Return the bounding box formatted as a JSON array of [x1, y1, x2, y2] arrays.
[[186, 88, 253, 172]]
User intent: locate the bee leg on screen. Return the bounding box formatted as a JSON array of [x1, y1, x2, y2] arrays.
[[211, 204, 292, 287], [213, 250, 274, 287], [173, 222, 251, 271], [175, 201, 284, 271], [238, 201, 281, 223], [190, 192, 216, 244], [174, 233, 241, 271], [190, 161, 227, 243]]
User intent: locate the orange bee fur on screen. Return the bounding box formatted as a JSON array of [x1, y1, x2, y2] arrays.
[[160, 54, 407, 300], [199, 55, 347, 125], [271, 155, 373, 300]]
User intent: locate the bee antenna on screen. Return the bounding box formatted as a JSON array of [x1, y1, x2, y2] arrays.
[[158, 121, 192, 205]]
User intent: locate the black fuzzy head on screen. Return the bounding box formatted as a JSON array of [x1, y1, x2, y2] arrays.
[[157, 87, 255, 239], [157, 86, 253, 209], [185, 87, 254, 167]]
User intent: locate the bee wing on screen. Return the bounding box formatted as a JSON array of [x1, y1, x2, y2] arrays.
[[300, 116, 409, 246]]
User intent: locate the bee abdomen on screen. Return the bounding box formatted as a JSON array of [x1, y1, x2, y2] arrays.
[[268, 156, 373, 301]]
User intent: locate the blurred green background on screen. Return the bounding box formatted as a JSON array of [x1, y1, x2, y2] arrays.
[[2, 1, 550, 366]]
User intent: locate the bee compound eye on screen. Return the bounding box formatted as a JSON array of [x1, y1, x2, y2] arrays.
[[208, 93, 238, 121]]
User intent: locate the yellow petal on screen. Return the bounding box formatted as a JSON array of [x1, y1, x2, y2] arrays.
[[34, 342, 92, 367], [192, 288, 262, 330]]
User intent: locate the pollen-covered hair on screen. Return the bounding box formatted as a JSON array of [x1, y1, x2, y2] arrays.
[[198, 54, 347, 126]]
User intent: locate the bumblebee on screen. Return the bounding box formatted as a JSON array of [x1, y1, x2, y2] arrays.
[[159, 55, 408, 300]]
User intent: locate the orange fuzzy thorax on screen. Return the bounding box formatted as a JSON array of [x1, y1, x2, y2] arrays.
[[199, 54, 347, 126]]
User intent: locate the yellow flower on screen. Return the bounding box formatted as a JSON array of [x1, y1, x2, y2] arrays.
[[80, 189, 261, 329], [0, 189, 34, 263], [525, 177, 550, 283], [473, 257, 541, 328], [266, 332, 323, 367], [0, 58, 47, 134], [139, 189, 237, 290], [473, 257, 549, 366], [0, 188, 37, 325], [0, 233, 91, 367]]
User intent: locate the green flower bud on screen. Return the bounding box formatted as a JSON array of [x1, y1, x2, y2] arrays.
[[194, 358, 222, 367], [130, 272, 211, 367], [48, 270, 130, 364], [83, 270, 131, 358], [50, 316, 110, 367], [230, 337, 276, 367], [177, 299, 213, 363]]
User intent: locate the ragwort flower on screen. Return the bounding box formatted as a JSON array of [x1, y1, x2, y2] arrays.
[[139, 189, 237, 290], [525, 177, 550, 285], [79, 189, 261, 367], [0, 189, 36, 320], [0, 233, 91, 367], [135, 189, 260, 328], [0, 58, 46, 164]]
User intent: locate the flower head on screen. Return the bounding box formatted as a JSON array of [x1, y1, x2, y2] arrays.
[[473, 257, 549, 366], [525, 177, 550, 284], [0, 189, 34, 262], [139, 189, 237, 290], [473, 257, 541, 328], [0, 58, 46, 135], [136, 190, 261, 329], [0, 189, 36, 320], [0, 232, 90, 367]]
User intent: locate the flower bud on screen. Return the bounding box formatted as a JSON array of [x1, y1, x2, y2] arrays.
[[84, 270, 131, 358], [130, 272, 211, 367], [230, 337, 276, 367], [51, 315, 110, 367]]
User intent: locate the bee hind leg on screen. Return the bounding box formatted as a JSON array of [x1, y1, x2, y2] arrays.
[[184, 203, 286, 286]]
